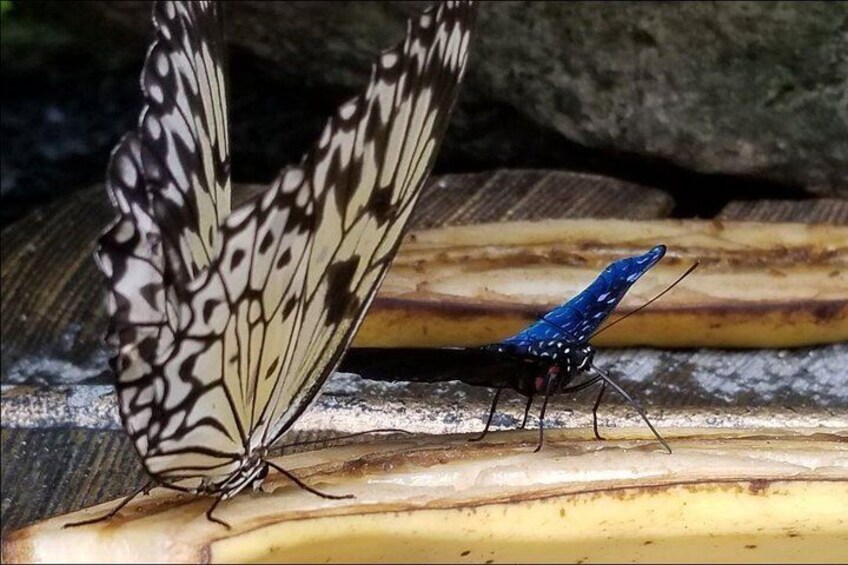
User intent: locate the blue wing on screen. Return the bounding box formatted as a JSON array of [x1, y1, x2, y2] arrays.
[[500, 245, 666, 349]]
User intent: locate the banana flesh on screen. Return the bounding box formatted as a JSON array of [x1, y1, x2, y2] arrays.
[[4, 428, 846, 563], [356, 218, 848, 348]]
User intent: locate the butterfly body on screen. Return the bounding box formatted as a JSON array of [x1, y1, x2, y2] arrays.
[[345, 245, 666, 389], [479, 342, 595, 397], [341, 245, 672, 450], [198, 451, 268, 499], [480, 244, 666, 393]]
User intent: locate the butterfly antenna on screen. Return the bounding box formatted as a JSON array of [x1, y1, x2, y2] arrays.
[[588, 365, 671, 454], [278, 428, 412, 451], [265, 459, 354, 500], [591, 260, 699, 339]]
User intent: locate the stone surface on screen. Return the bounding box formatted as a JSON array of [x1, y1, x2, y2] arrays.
[[41, 0, 848, 195], [3, 344, 848, 433], [472, 1, 848, 194]]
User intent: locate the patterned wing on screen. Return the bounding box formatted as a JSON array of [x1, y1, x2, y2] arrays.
[[500, 245, 667, 350], [97, 0, 477, 487], [259, 0, 477, 444], [95, 1, 237, 485], [140, 0, 231, 284], [95, 132, 220, 481]]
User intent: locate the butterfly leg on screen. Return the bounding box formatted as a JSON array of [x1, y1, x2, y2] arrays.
[[469, 386, 503, 442], [591, 380, 607, 441], [266, 460, 354, 500], [205, 496, 231, 529], [63, 480, 155, 528], [520, 395, 534, 429], [559, 374, 606, 441], [589, 366, 672, 454], [533, 377, 558, 453], [533, 393, 551, 453]]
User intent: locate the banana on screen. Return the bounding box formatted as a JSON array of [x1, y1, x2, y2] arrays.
[[4, 428, 846, 563], [355, 218, 848, 348]]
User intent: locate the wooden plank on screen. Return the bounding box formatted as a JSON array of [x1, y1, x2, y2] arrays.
[[719, 199, 848, 224], [0, 187, 112, 382], [0, 429, 144, 537], [412, 169, 673, 228]]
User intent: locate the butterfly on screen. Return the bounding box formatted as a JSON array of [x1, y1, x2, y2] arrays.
[[342, 245, 695, 453], [72, 0, 477, 528]]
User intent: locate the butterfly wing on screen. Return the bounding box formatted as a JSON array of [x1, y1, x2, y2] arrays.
[[96, 134, 182, 462], [501, 245, 667, 350], [97, 0, 477, 486], [258, 0, 478, 445], [141, 0, 231, 284], [95, 1, 243, 484]]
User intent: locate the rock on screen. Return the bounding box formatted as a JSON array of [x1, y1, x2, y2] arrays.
[[22, 1, 848, 195], [476, 1, 848, 194]]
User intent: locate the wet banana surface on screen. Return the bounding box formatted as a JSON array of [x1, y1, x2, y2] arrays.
[[4, 429, 847, 563]]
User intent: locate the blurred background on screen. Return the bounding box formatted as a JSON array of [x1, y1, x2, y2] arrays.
[[3, 0, 845, 226]]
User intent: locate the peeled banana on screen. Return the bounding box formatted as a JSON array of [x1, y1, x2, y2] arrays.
[[355, 218, 848, 348], [4, 428, 846, 563]]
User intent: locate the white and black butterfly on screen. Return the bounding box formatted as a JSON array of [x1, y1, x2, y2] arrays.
[[72, 0, 476, 527]]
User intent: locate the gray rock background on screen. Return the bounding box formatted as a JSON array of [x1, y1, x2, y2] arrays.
[[475, 1, 848, 193], [67, 1, 848, 194], [2, 1, 846, 224]]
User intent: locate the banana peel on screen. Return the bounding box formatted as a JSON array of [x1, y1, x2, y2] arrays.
[[4, 428, 846, 564], [355, 218, 848, 348]]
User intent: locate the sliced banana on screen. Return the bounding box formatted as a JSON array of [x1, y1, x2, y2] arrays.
[[356, 218, 848, 348], [4, 428, 846, 563]]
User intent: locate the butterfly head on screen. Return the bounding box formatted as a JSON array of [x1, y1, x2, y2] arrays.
[[561, 343, 595, 376], [540, 342, 596, 394], [488, 341, 595, 395]]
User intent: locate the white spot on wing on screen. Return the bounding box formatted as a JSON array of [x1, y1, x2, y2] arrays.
[[283, 169, 304, 194], [382, 53, 398, 68], [156, 52, 170, 76], [340, 101, 357, 120]]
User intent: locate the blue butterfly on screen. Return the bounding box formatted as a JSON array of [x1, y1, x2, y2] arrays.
[[342, 245, 680, 453]]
